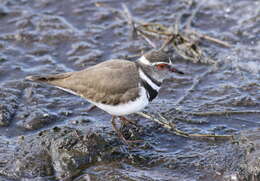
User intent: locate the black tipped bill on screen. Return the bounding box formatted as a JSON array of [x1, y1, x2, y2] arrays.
[[170, 66, 184, 74]]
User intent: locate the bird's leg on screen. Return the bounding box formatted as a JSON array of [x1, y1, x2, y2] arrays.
[[86, 105, 97, 112], [119, 116, 143, 143], [110, 116, 129, 145], [119, 116, 137, 126]]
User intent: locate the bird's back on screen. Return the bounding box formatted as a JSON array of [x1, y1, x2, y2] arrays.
[[26, 59, 141, 105]]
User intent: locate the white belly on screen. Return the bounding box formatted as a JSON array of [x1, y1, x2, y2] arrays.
[[55, 86, 149, 116], [90, 87, 149, 116]]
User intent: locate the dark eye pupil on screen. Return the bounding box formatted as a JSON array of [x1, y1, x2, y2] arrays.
[[160, 64, 165, 68]]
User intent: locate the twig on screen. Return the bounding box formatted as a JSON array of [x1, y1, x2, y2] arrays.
[[189, 110, 260, 116], [176, 153, 201, 159], [135, 27, 167, 40], [117, 2, 231, 66], [183, 0, 231, 48], [125, 53, 142, 59], [136, 24, 172, 36], [174, 117, 208, 124], [138, 30, 157, 48], [200, 33, 232, 48], [121, 4, 157, 48], [188, 30, 231, 48], [137, 112, 171, 129], [136, 112, 233, 140], [159, 35, 175, 50]]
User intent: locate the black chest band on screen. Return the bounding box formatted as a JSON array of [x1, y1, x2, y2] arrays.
[[141, 79, 158, 102]]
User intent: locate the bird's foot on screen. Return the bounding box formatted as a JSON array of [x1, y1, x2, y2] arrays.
[[111, 116, 142, 146]]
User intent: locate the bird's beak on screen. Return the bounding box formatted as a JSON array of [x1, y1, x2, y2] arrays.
[[170, 65, 184, 74]]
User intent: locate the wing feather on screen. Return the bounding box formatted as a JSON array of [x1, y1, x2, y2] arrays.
[[29, 59, 140, 105]]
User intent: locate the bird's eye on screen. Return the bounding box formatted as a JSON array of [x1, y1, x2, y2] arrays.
[[156, 64, 167, 70]]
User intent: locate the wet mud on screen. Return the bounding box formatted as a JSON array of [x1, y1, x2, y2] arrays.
[[0, 0, 259, 180]]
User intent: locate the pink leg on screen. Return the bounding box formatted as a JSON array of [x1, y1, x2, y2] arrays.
[[110, 116, 130, 145], [119, 116, 137, 125], [111, 116, 143, 145]]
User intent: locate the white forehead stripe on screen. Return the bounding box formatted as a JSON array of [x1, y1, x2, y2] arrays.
[[139, 68, 160, 91], [139, 56, 151, 65], [151, 62, 171, 66], [139, 55, 173, 65]]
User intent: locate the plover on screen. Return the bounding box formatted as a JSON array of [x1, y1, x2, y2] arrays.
[[26, 50, 184, 144]]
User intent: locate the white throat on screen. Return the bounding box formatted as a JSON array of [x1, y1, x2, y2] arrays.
[[138, 56, 151, 65], [139, 68, 160, 91]]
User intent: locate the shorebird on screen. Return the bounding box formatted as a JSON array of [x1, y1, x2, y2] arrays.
[[26, 50, 184, 144]]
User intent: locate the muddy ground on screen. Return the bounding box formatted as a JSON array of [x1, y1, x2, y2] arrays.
[[0, 0, 259, 180]]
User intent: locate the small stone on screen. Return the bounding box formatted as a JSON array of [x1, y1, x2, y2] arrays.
[[16, 110, 58, 130], [0, 5, 8, 17], [0, 104, 14, 126]]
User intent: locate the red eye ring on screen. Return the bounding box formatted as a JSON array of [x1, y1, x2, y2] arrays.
[[156, 64, 167, 70]]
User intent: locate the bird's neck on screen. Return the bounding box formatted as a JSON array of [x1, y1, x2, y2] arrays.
[[135, 60, 162, 87]]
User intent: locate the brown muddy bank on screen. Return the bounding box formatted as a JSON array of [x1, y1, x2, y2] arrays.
[[0, 0, 259, 180]]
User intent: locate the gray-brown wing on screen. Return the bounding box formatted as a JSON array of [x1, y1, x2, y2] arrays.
[[40, 59, 140, 105]]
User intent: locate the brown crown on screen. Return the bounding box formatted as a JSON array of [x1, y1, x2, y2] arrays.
[[144, 50, 171, 63]]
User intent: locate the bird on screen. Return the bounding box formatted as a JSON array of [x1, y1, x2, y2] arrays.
[[26, 49, 184, 144]]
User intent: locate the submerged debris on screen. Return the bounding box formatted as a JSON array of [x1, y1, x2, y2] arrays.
[[136, 112, 233, 141], [120, 3, 231, 64]]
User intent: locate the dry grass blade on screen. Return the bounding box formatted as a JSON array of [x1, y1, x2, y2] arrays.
[[183, 0, 231, 48], [121, 3, 138, 39], [136, 112, 171, 129], [159, 35, 175, 50], [136, 112, 233, 140], [137, 23, 216, 64], [121, 3, 133, 26], [174, 117, 208, 124], [190, 30, 232, 48], [138, 32, 157, 48], [136, 23, 172, 36], [118, 3, 231, 63], [172, 34, 205, 63], [121, 4, 157, 48]]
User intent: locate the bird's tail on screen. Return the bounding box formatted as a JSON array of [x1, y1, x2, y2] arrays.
[[26, 75, 48, 81], [25, 72, 72, 82]]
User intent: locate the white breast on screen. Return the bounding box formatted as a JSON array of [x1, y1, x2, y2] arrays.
[[90, 87, 149, 116]]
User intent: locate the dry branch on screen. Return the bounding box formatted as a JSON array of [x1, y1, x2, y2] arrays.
[[118, 2, 231, 61], [136, 112, 233, 140], [190, 110, 260, 116]]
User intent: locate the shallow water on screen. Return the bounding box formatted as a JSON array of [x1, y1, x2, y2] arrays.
[[0, 0, 259, 180]]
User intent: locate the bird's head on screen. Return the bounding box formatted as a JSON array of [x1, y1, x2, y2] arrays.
[[138, 50, 184, 82]]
